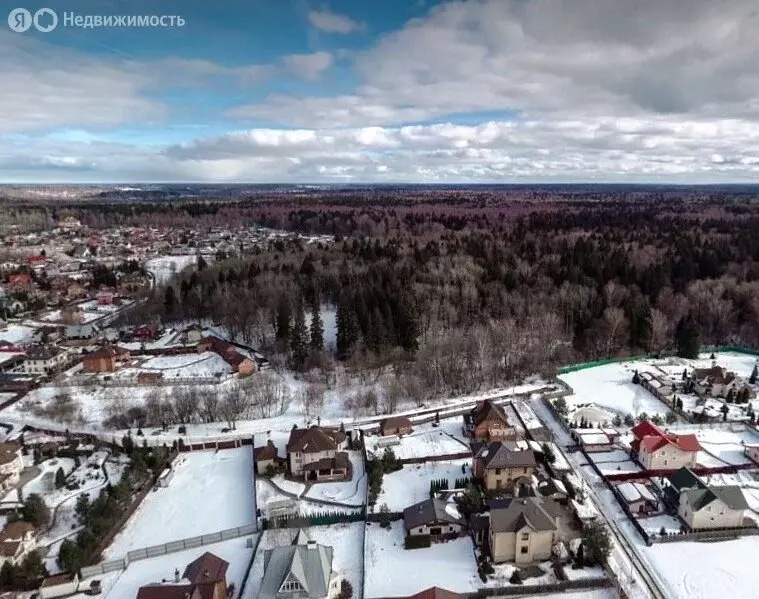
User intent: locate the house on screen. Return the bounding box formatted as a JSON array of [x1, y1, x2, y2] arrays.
[[65, 323, 98, 340], [692, 364, 754, 399], [464, 400, 517, 442], [631, 421, 700, 470], [472, 442, 536, 492], [197, 336, 257, 376], [286, 426, 348, 481], [745, 444, 759, 465], [96, 291, 115, 305], [639, 371, 674, 399], [258, 530, 341, 599], [82, 346, 130, 373], [137, 551, 229, 599], [489, 497, 561, 564], [665, 467, 749, 530], [0, 352, 24, 373], [39, 572, 79, 599], [403, 498, 465, 540], [0, 521, 37, 566], [576, 430, 616, 453], [183, 324, 205, 345], [255, 440, 284, 475], [135, 325, 159, 341], [7, 273, 32, 293], [21, 345, 69, 376], [616, 481, 659, 515], [379, 416, 413, 437]]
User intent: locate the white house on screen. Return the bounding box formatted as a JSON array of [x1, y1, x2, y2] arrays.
[[632, 421, 700, 470]]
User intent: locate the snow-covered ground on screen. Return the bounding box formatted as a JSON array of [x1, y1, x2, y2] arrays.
[[94, 536, 255, 599], [0, 323, 37, 344], [146, 255, 198, 284], [376, 459, 471, 511], [256, 479, 362, 517], [304, 451, 366, 506], [126, 352, 233, 378], [104, 447, 255, 558], [364, 521, 480, 596], [242, 523, 363, 599], [638, 514, 683, 536], [364, 427, 468, 460]]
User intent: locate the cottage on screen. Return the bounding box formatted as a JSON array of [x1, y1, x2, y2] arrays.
[[631, 421, 700, 470], [472, 442, 536, 492], [82, 346, 130, 373], [258, 531, 341, 599], [403, 498, 465, 540], [137, 552, 229, 599], [0, 521, 37, 566], [286, 426, 348, 481], [255, 440, 284, 475], [379, 416, 413, 437], [39, 572, 79, 599], [666, 467, 749, 531], [639, 371, 674, 399], [692, 364, 753, 399], [464, 400, 517, 442], [489, 497, 562, 564], [197, 336, 257, 375], [576, 430, 616, 453], [21, 345, 69, 376]]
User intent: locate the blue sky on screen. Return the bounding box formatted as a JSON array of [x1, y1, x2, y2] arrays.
[[2, 0, 759, 182]]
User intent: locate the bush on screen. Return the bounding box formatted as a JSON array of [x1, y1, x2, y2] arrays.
[[509, 570, 523, 585], [404, 534, 431, 550], [336, 579, 353, 599]]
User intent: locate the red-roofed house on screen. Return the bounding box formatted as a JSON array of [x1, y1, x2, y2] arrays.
[[631, 421, 700, 470]]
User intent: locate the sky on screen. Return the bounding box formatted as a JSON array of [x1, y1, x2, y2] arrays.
[[2, 0, 759, 183]]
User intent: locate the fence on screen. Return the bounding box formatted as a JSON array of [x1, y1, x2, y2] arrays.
[[261, 510, 366, 529], [46, 375, 226, 389], [80, 523, 259, 579], [237, 530, 263, 599], [398, 451, 472, 465], [650, 525, 759, 544]]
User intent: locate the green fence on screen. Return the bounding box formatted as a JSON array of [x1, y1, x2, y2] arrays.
[[557, 345, 759, 374]]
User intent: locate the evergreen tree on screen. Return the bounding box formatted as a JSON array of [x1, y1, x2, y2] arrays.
[[163, 286, 176, 316], [22, 494, 50, 528], [750, 363, 758, 385], [632, 370, 640, 384], [54, 467, 66, 489], [275, 295, 291, 344], [336, 295, 359, 358], [309, 301, 324, 352], [676, 315, 700, 359], [290, 302, 308, 370]]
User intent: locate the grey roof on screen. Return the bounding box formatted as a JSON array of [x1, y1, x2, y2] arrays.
[[259, 532, 334, 599], [684, 485, 749, 511], [475, 442, 536, 470], [403, 498, 464, 531], [667, 467, 704, 493], [489, 497, 559, 534]]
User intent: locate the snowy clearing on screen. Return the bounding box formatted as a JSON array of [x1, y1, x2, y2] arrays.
[[376, 459, 471, 512], [364, 521, 479, 596], [104, 447, 254, 558], [364, 427, 468, 461], [304, 451, 366, 506], [145, 255, 198, 284]]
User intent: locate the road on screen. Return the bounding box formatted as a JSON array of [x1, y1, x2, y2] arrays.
[[529, 393, 672, 599]]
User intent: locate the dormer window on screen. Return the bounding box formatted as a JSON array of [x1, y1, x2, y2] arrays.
[[279, 577, 303, 593]]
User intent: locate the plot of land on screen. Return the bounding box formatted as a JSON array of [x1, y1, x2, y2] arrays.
[[304, 451, 366, 506], [364, 521, 479, 596], [365, 428, 468, 461], [146, 255, 198, 284], [242, 523, 363, 599], [128, 352, 233, 378], [104, 447, 254, 558], [377, 459, 471, 511], [638, 514, 683, 536], [98, 536, 255, 599]]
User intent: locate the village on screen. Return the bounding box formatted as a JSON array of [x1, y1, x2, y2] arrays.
[[1, 218, 759, 599]]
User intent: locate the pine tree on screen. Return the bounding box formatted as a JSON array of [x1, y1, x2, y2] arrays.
[[54, 467, 66, 489], [275, 295, 291, 344], [750, 363, 758, 385], [163, 286, 176, 316], [336, 295, 359, 358], [309, 301, 324, 352], [676, 315, 700, 359], [290, 302, 308, 370]]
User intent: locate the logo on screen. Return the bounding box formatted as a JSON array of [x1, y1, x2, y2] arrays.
[[8, 7, 57, 32]]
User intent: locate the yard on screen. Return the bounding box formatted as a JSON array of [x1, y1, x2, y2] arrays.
[[364, 427, 468, 461], [376, 459, 471, 511], [303, 451, 367, 506], [104, 447, 255, 558], [364, 521, 479, 596]]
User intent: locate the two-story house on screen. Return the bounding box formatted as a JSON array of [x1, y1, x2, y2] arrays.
[[464, 400, 517, 442], [472, 442, 536, 492], [0, 521, 37, 566], [488, 497, 562, 564], [259, 530, 341, 599], [21, 345, 69, 376], [137, 551, 229, 599], [286, 426, 348, 482], [631, 421, 700, 470]]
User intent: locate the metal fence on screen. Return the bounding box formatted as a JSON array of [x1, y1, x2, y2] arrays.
[[80, 523, 258, 579]]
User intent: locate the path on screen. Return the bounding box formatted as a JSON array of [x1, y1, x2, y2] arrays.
[[265, 474, 365, 510]]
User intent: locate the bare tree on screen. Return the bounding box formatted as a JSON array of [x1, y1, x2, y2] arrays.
[[219, 384, 249, 429], [198, 387, 220, 423], [172, 386, 200, 424], [299, 383, 326, 421]]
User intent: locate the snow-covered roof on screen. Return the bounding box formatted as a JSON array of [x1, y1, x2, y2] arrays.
[[617, 482, 642, 503], [579, 433, 611, 445]]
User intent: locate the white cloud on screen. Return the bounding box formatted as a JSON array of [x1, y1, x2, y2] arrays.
[[308, 8, 366, 34], [282, 52, 333, 80]]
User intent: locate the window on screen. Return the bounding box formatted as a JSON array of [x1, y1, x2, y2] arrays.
[[495, 468, 501, 475], [520, 532, 529, 541], [520, 546, 528, 554], [281, 580, 302, 593]]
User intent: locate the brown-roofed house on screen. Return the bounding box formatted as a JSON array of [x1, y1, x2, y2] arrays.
[[379, 416, 412, 437], [464, 400, 517, 442], [137, 552, 228, 599], [0, 521, 37, 566], [82, 345, 131, 373], [286, 426, 348, 481], [472, 442, 536, 492], [196, 336, 256, 375], [254, 440, 285, 475]]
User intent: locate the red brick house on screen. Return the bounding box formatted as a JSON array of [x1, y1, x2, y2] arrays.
[[196, 336, 256, 375], [82, 346, 130, 373]]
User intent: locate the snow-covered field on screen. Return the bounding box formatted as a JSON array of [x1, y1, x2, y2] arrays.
[[364, 521, 479, 596], [242, 523, 364, 599], [638, 514, 683, 536], [104, 447, 254, 558], [97, 536, 255, 599], [304, 451, 366, 506], [0, 323, 36, 344], [127, 352, 233, 378], [146, 255, 198, 284], [364, 428, 468, 460], [256, 479, 362, 517], [376, 459, 471, 511]]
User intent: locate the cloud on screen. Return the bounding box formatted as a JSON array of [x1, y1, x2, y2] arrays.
[[308, 8, 366, 34], [282, 52, 333, 80]]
